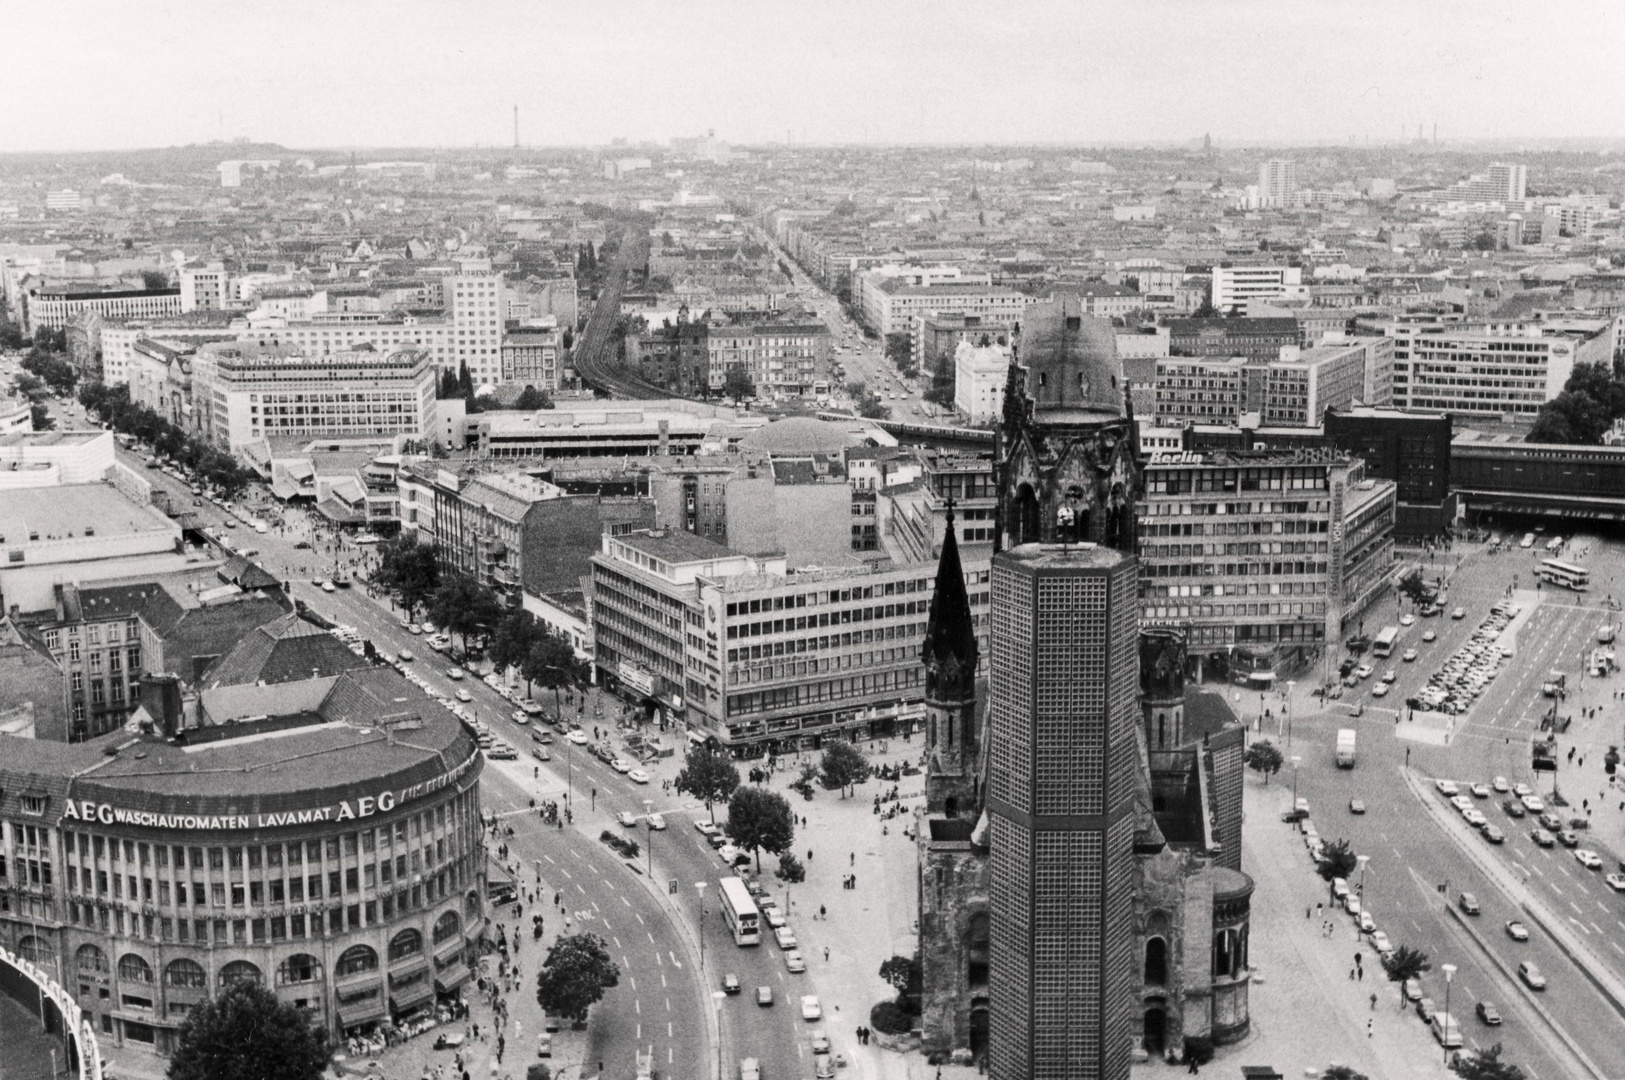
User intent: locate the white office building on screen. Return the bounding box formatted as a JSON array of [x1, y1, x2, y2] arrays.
[[953, 338, 1011, 424], [1209, 265, 1306, 314], [446, 266, 505, 386], [1257, 160, 1298, 208]]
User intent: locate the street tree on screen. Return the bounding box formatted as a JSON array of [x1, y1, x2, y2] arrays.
[[1321, 1067, 1368, 1080], [819, 740, 871, 797], [30, 403, 51, 430], [722, 366, 755, 403], [726, 786, 795, 872], [675, 743, 741, 822], [168, 980, 330, 1080], [489, 608, 539, 680], [1381, 945, 1431, 1004], [1316, 839, 1360, 882], [515, 385, 552, 410], [1244, 741, 1283, 783], [1453, 1044, 1526, 1080], [376, 538, 441, 620], [522, 629, 588, 717], [535, 933, 620, 1024], [774, 851, 805, 884], [878, 954, 922, 1012]]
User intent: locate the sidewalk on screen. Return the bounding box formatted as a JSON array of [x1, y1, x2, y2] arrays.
[[1181, 773, 1455, 1080]]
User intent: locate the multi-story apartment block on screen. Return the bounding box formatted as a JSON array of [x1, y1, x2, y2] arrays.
[[1256, 159, 1298, 208], [1371, 318, 1612, 417], [1260, 337, 1392, 427], [99, 315, 242, 388], [190, 345, 438, 452], [178, 264, 229, 312], [501, 319, 563, 389], [26, 583, 158, 741], [1153, 358, 1245, 426], [635, 316, 710, 397], [1138, 449, 1395, 679], [912, 313, 1015, 376], [1209, 265, 1305, 314], [1068, 282, 1144, 319], [240, 314, 455, 371], [23, 287, 182, 335], [589, 528, 990, 747], [864, 280, 1028, 339], [1166, 317, 1301, 361], [446, 268, 505, 386], [954, 338, 1011, 424]]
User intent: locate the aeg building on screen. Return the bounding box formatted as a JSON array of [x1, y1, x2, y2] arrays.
[[0, 666, 485, 1062]]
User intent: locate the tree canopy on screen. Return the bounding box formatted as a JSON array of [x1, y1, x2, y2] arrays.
[[1528, 360, 1625, 445], [722, 365, 755, 402], [535, 932, 620, 1023], [522, 628, 589, 713], [726, 786, 795, 871], [168, 980, 330, 1080], [675, 743, 741, 821], [1454, 1043, 1526, 1080], [515, 385, 553, 410], [819, 740, 871, 797], [375, 537, 442, 619], [1244, 741, 1283, 783], [1316, 838, 1360, 882], [429, 571, 504, 650], [1381, 945, 1431, 1002]]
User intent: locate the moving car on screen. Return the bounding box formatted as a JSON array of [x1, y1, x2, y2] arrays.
[[1575, 848, 1603, 869], [617, 812, 638, 827], [722, 974, 740, 994], [1458, 892, 1480, 915], [1469, 783, 1490, 798], [1483, 825, 1505, 844], [1505, 920, 1529, 942], [647, 813, 666, 830], [454, 689, 472, 703], [695, 821, 720, 837], [566, 730, 589, 745], [445, 667, 465, 680], [611, 758, 634, 774], [1530, 828, 1556, 847], [739, 1058, 760, 1080], [756, 987, 773, 1007], [1605, 873, 1625, 892], [800, 995, 822, 1020], [1518, 961, 1546, 990], [774, 925, 798, 950], [1402, 649, 1418, 662], [1349, 798, 1366, 814], [784, 950, 806, 973], [1501, 799, 1526, 818], [1476, 1001, 1502, 1026], [628, 769, 651, 784]]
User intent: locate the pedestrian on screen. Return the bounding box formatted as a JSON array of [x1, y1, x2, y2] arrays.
[[1358, 965, 1364, 981], [1349, 967, 1356, 980], [850, 852, 856, 866], [824, 946, 830, 962], [1370, 992, 1377, 1010], [1367, 1019, 1373, 1038], [808, 849, 813, 861], [820, 904, 827, 919], [1187, 1054, 1200, 1074]]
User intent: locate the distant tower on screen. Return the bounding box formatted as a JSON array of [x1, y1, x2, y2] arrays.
[[987, 543, 1141, 1080], [922, 504, 981, 818]]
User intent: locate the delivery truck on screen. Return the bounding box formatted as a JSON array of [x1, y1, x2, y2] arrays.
[[1336, 728, 1357, 768]]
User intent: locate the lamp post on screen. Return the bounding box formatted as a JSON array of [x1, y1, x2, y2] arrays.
[[1355, 854, 1370, 940], [644, 799, 654, 877], [695, 882, 708, 977], [1290, 755, 1302, 809], [712, 989, 727, 1080], [1285, 680, 1296, 745], [1441, 963, 1457, 1060]]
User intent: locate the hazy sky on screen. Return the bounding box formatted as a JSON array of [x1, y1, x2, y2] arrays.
[[5, 0, 1623, 151]]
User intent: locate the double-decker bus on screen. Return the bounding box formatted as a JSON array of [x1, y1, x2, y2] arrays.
[[1536, 558, 1590, 592], [1371, 626, 1400, 659], [718, 876, 761, 946]]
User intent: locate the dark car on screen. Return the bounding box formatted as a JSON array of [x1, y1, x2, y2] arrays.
[[1477, 1001, 1502, 1026], [1558, 829, 1580, 848], [1281, 808, 1310, 823], [1502, 799, 1526, 818]]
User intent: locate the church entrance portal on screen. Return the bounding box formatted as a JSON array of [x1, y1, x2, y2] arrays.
[[1142, 1006, 1167, 1057]]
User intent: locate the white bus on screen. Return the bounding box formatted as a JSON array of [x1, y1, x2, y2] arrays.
[[1536, 558, 1590, 592], [1371, 626, 1399, 659], [718, 877, 761, 946]]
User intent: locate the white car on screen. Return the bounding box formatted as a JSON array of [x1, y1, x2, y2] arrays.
[[1400, 613, 1416, 626], [695, 820, 720, 837], [1402, 649, 1418, 662], [647, 813, 666, 830], [1492, 776, 1510, 793], [1372, 683, 1389, 697], [1521, 794, 1545, 813], [800, 995, 822, 1021], [774, 925, 798, 950], [566, 730, 589, 745], [454, 689, 472, 703], [1370, 930, 1393, 955], [628, 769, 651, 785], [617, 811, 638, 827], [1382, 670, 1397, 683], [1435, 779, 1460, 796], [784, 950, 806, 973], [1470, 783, 1490, 799], [611, 758, 634, 774], [320, 581, 336, 593], [1575, 849, 1603, 870], [763, 906, 787, 928], [1604, 873, 1625, 892], [1355, 664, 1374, 680]]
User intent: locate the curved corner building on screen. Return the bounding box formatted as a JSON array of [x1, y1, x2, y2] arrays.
[[0, 665, 484, 1060]]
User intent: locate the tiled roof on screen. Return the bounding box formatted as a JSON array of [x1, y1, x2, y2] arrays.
[[201, 612, 366, 689]]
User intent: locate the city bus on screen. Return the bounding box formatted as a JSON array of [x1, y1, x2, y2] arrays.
[[1371, 626, 1400, 659], [1536, 559, 1590, 592], [718, 876, 762, 946]]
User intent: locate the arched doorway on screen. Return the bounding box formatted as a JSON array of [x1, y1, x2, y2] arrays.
[[1143, 1007, 1167, 1057], [969, 1003, 990, 1060], [1144, 937, 1168, 985]]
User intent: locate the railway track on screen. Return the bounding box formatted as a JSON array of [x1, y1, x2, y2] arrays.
[[568, 228, 670, 398]]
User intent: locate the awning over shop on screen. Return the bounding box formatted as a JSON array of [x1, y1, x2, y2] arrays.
[[434, 965, 471, 995], [389, 979, 435, 1015], [336, 995, 387, 1029]]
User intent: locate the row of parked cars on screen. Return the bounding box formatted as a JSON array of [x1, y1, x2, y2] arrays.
[[1414, 602, 1520, 715]]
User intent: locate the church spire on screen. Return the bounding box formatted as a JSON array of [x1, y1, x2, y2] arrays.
[[922, 502, 978, 702]]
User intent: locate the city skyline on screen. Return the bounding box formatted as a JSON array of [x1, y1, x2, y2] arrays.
[[4, 0, 1624, 153]]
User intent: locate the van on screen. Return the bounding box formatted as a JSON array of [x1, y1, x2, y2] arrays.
[[1430, 1012, 1462, 1048]]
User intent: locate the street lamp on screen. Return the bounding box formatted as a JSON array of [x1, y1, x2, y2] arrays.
[[1285, 681, 1296, 745], [695, 881, 709, 976], [644, 799, 654, 877], [1290, 755, 1302, 808], [1441, 963, 1457, 1061], [712, 989, 727, 1080]]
